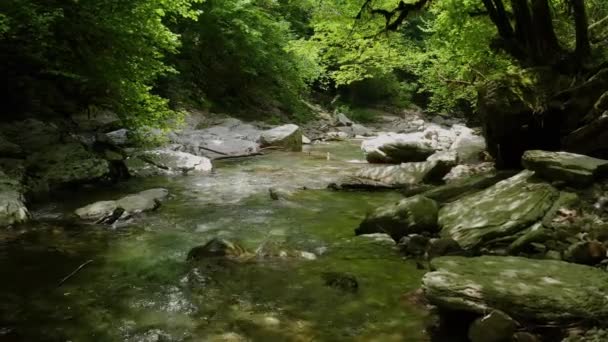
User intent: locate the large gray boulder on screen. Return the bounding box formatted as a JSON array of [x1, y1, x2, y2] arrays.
[[26, 143, 110, 194], [522, 150, 608, 186], [356, 195, 439, 241], [126, 150, 212, 177], [259, 124, 302, 151], [340, 159, 455, 190], [75, 188, 169, 223], [361, 133, 436, 164], [439, 171, 559, 250], [0, 171, 29, 227], [170, 118, 261, 159], [423, 256, 608, 324]]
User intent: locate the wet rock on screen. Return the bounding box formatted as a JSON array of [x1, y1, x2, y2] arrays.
[[468, 310, 517, 342], [356, 195, 439, 242], [399, 234, 430, 256], [0, 170, 29, 227], [259, 124, 302, 151], [564, 241, 607, 265], [439, 171, 559, 250], [26, 143, 110, 194], [187, 238, 248, 260], [127, 150, 212, 176], [362, 133, 436, 164], [443, 163, 496, 183], [522, 150, 608, 186], [427, 238, 465, 259], [302, 135, 311, 144], [321, 272, 359, 293], [423, 256, 608, 324], [74, 188, 169, 222]]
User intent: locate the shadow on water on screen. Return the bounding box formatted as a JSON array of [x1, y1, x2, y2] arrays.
[[0, 142, 432, 341]]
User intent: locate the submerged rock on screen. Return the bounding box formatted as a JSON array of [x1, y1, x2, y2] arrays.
[[356, 195, 439, 242], [522, 150, 608, 186], [74, 188, 169, 223], [187, 238, 249, 260], [321, 272, 359, 293], [439, 171, 559, 250], [259, 124, 302, 151], [423, 256, 608, 324]]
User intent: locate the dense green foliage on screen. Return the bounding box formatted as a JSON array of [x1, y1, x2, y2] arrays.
[[1, 0, 607, 127]]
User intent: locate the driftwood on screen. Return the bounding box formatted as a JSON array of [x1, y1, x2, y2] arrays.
[[58, 259, 94, 287]]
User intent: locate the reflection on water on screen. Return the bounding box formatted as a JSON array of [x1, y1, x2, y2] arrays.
[[0, 141, 429, 341]]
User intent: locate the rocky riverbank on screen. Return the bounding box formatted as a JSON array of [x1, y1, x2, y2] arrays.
[[3, 105, 608, 341]]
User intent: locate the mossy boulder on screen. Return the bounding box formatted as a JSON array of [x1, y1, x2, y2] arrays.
[[26, 143, 110, 194], [439, 171, 559, 250], [356, 195, 439, 242], [423, 256, 608, 324], [522, 150, 608, 186], [127, 150, 212, 176], [75, 188, 169, 223]]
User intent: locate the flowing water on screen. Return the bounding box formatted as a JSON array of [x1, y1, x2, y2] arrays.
[[0, 141, 429, 342]]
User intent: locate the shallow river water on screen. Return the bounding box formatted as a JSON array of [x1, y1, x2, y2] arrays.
[[0, 141, 429, 341]]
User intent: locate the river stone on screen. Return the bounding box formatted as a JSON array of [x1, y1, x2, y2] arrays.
[[362, 133, 436, 164], [0, 171, 29, 227], [468, 310, 517, 342], [399, 234, 430, 256], [259, 124, 302, 151], [26, 143, 110, 193], [187, 238, 246, 260], [128, 150, 212, 176], [427, 238, 465, 259], [439, 171, 559, 250], [564, 241, 607, 265], [356, 195, 439, 241], [423, 256, 608, 324], [75, 188, 169, 222], [522, 150, 608, 186]]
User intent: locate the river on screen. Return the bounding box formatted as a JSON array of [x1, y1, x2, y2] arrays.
[[0, 141, 429, 341]]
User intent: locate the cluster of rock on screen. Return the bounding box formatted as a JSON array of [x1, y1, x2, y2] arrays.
[[333, 121, 488, 190], [356, 149, 608, 340], [0, 111, 307, 228]]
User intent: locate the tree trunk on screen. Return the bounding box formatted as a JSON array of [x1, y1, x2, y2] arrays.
[[530, 0, 561, 63], [571, 0, 591, 61]]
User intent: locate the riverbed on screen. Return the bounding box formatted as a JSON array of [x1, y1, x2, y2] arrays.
[[0, 141, 429, 341]]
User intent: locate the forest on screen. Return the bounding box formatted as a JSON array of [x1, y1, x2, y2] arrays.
[[1, 0, 608, 341]]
